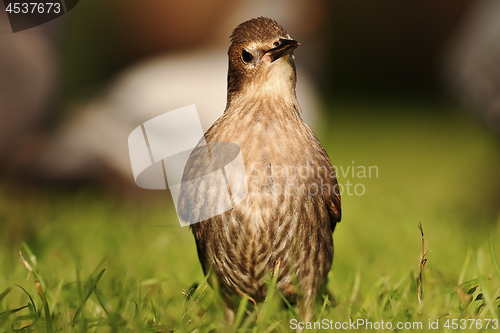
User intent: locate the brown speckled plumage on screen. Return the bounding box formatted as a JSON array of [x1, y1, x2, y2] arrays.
[[178, 17, 341, 323]]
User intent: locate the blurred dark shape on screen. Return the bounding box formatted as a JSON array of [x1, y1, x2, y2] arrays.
[[0, 10, 56, 168], [444, 0, 500, 131], [322, 0, 474, 97]]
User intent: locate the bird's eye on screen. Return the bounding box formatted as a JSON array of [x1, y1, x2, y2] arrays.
[[242, 49, 254, 63], [273, 41, 280, 47]]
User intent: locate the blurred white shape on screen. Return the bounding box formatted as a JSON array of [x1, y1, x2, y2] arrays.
[[128, 105, 206, 190], [143, 105, 204, 162], [128, 126, 156, 186], [128, 105, 248, 226]]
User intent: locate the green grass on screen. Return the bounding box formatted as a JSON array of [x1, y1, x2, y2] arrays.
[[1, 100, 500, 332]]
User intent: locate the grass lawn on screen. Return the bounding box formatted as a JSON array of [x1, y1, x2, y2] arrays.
[[1, 100, 500, 332]]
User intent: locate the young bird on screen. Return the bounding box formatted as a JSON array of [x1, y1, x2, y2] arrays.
[[178, 17, 341, 324]]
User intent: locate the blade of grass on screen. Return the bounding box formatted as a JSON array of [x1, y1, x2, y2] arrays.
[[42, 288, 53, 333], [19, 248, 53, 333], [488, 234, 500, 279], [0, 304, 30, 318], [19, 245, 53, 331], [181, 270, 210, 319], [261, 320, 284, 333], [21, 243, 38, 268], [348, 271, 361, 319], [90, 258, 109, 277], [458, 248, 471, 285], [233, 293, 249, 329], [259, 262, 280, 326], [14, 282, 40, 330], [417, 223, 428, 307], [456, 275, 492, 293], [0, 287, 12, 303], [319, 293, 331, 316], [20, 244, 47, 291], [72, 269, 106, 324], [14, 284, 36, 313], [93, 288, 111, 323], [276, 289, 301, 321]]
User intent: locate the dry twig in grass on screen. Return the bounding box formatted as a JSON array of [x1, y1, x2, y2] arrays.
[[417, 223, 428, 307]]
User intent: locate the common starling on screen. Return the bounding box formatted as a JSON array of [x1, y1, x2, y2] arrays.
[[178, 17, 341, 323]]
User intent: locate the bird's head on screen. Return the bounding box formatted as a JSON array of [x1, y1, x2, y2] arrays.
[[226, 17, 300, 106]]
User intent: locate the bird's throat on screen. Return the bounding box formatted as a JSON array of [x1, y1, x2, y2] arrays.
[[227, 57, 297, 111]]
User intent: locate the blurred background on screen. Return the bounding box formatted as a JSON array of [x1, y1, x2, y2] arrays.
[[1, 0, 500, 300]]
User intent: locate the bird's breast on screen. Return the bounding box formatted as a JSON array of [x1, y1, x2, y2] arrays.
[[214, 111, 327, 232]]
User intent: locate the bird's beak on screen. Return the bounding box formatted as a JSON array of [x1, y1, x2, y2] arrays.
[[267, 38, 300, 63]]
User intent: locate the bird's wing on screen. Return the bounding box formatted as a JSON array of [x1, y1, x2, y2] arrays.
[[325, 180, 341, 230], [317, 148, 342, 231]]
